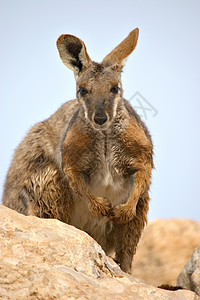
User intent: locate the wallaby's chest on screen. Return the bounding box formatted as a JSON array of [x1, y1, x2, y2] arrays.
[[69, 134, 132, 245], [87, 134, 132, 206]]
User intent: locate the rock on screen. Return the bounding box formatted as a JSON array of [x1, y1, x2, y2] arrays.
[[177, 247, 200, 296], [0, 204, 198, 300], [132, 219, 200, 286]]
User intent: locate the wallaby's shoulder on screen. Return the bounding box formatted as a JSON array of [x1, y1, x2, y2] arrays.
[[47, 99, 79, 127], [9, 99, 79, 171], [123, 99, 153, 144], [29, 98, 79, 146]]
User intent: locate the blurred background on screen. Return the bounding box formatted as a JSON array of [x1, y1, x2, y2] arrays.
[[0, 0, 200, 222]]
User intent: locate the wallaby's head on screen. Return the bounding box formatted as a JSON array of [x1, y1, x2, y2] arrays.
[[57, 28, 139, 130]]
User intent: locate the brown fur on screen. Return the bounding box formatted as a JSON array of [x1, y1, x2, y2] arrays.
[[3, 28, 153, 274]]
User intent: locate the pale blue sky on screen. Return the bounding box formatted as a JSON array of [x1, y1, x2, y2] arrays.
[[1, 0, 200, 221]]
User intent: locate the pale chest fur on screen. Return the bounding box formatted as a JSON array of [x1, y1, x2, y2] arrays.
[[89, 151, 131, 206], [69, 133, 132, 246]]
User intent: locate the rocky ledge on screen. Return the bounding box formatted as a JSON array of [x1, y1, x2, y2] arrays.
[[0, 204, 199, 300]]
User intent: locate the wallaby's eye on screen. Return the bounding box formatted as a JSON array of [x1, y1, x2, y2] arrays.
[[78, 86, 88, 96], [110, 84, 120, 94]]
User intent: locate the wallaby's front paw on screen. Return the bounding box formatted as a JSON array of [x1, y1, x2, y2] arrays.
[[88, 197, 112, 217], [109, 204, 136, 224]]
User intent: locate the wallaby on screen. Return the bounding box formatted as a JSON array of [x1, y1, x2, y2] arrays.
[[3, 28, 153, 274]]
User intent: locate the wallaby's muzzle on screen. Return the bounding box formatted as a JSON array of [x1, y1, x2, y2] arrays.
[[92, 99, 109, 128], [85, 93, 118, 130], [94, 113, 108, 125], [91, 106, 110, 130]]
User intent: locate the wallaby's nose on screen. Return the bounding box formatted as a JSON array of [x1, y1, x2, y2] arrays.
[[94, 114, 107, 125]]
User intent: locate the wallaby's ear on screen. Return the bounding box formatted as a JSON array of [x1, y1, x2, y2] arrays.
[[102, 28, 139, 69], [57, 34, 91, 75]]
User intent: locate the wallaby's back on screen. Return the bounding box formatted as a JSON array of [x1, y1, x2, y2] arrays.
[[3, 100, 79, 217]]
